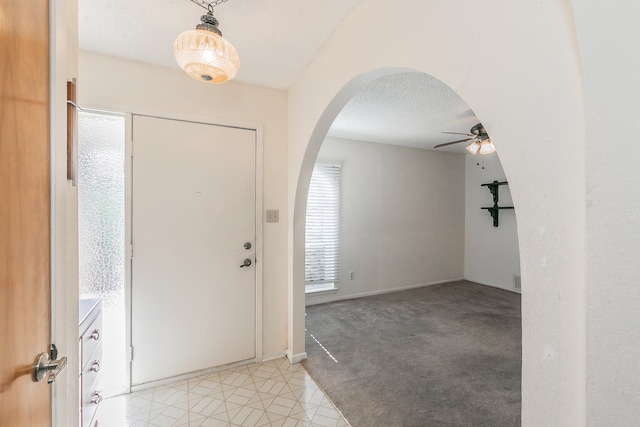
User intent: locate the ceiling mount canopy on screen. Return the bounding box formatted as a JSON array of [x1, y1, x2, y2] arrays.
[[173, 0, 240, 84]]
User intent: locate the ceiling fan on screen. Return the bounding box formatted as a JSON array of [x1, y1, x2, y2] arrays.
[[434, 122, 496, 155]]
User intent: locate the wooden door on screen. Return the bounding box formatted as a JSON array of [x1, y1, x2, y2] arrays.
[[131, 115, 257, 386], [0, 0, 52, 426]]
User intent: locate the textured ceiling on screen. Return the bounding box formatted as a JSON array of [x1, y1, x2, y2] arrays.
[[327, 72, 480, 153], [79, 0, 364, 90], [79, 0, 480, 152]]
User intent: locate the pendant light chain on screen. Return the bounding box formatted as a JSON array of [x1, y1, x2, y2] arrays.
[[189, 0, 229, 12]]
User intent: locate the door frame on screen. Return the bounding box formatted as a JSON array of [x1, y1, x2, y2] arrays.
[[127, 111, 264, 388], [51, 0, 80, 425]]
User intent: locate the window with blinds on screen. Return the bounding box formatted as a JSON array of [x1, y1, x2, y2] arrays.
[[305, 163, 341, 293]]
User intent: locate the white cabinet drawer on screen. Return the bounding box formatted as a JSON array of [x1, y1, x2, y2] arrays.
[[81, 345, 102, 405], [82, 389, 101, 427], [81, 313, 102, 369], [80, 298, 102, 427]]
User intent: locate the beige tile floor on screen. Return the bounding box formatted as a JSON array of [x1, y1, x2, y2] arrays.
[[97, 358, 350, 427]]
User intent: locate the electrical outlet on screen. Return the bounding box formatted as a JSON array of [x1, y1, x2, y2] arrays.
[[349, 271, 354, 280]]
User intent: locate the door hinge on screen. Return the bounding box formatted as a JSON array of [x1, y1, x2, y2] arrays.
[[130, 243, 134, 258], [130, 139, 134, 157], [129, 346, 134, 362]]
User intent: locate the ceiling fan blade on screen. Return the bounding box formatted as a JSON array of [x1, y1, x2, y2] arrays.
[[441, 131, 474, 136], [433, 137, 473, 148]]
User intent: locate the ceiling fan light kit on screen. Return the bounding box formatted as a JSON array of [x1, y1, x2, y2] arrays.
[[436, 122, 496, 155], [174, 0, 239, 84]]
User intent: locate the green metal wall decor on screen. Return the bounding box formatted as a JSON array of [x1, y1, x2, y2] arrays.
[[481, 180, 514, 227]]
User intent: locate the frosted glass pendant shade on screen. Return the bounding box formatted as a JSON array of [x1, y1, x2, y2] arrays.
[[479, 140, 496, 155], [466, 141, 480, 155], [174, 28, 239, 84]]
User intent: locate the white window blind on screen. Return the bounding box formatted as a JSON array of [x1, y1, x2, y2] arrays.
[[305, 163, 341, 289]]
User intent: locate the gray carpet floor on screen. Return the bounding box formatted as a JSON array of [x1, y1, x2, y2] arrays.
[[302, 280, 521, 427]]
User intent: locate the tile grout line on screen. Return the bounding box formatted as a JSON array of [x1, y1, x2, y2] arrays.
[[106, 358, 351, 426], [300, 362, 353, 427]]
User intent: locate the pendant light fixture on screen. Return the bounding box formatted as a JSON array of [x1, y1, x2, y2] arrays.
[[174, 0, 239, 84]]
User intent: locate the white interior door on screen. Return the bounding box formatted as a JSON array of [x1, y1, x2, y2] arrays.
[[131, 115, 256, 386]]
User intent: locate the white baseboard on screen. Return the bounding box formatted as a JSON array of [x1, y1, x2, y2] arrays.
[[305, 277, 465, 306], [130, 357, 255, 393], [262, 350, 288, 362], [286, 351, 308, 364], [464, 278, 522, 294], [127, 351, 303, 393]]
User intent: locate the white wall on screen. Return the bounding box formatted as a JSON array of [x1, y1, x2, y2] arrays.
[[78, 52, 289, 359], [573, 0, 640, 423], [288, 1, 587, 425], [59, 1, 640, 424], [464, 153, 521, 292], [307, 137, 464, 305]]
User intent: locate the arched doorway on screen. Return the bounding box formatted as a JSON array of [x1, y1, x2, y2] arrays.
[[301, 70, 522, 303], [286, 5, 586, 423], [295, 70, 522, 423]]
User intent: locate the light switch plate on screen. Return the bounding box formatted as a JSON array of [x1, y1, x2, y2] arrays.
[[266, 210, 279, 223]]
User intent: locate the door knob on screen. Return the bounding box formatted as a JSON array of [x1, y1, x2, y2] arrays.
[[33, 348, 67, 384], [240, 258, 252, 268]]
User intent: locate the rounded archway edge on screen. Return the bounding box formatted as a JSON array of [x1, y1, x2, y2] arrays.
[[286, 3, 587, 424]]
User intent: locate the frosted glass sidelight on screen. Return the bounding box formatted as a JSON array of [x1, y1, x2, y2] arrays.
[[78, 111, 126, 395]]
